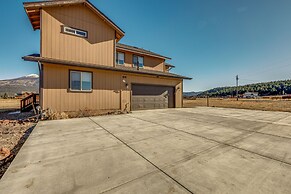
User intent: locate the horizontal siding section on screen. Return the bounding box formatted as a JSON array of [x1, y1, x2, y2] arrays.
[[41, 5, 115, 66], [42, 63, 182, 112]]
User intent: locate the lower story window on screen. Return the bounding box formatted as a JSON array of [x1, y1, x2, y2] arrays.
[[70, 71, 92, 91]]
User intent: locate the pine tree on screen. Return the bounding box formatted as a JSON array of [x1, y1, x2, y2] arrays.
[[3, 93, 8, 99]]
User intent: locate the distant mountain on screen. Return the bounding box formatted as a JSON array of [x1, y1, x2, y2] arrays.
[[183, 91, 202, 97], [197, 79, 291, 97], [0, 74, 39, 97]]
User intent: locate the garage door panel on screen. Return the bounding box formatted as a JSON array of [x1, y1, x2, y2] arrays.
[[132, 84, 175, 111], [132, 95, 168, 110]]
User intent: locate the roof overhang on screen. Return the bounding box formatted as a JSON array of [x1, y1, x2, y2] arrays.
[[23, 0, 125, 41], [165, 63, 175, 68], [23, 54, 192, 80], [116, 44, 171, 60]]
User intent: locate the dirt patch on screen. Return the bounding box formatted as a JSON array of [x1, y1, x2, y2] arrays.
[[42, 109, 129, 120], [0, 111, 37, 179], [66, 109, 128, 118], [184, 98, 291, 112]]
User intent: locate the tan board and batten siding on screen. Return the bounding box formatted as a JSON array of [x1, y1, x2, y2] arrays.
[[42, 63, 183, 112], [34, 3, 185, 112], [41, 4, 115, 66], [118, 49, 165, 72]]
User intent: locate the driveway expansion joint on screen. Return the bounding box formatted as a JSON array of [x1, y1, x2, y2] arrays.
[[2, 108, 291, 194], [164, 110, 291, 140], [88, 117, 194, 194], [129, 114, 291, 167]]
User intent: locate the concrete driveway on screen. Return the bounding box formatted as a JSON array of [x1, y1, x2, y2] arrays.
[[1, 107, 291, 193]]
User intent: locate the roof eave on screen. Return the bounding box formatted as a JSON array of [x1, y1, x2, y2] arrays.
[[23, 0, 125, 38], [116, 46, 171, 60], [84, 0, 125, 38], [23, 0, 85, 9], [165, 64, 175, 68], [22, 55, 191, 80], [23, 7, 38, 30]]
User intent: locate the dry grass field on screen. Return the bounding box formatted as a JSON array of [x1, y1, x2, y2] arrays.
[[0, 99, 20, 112], [184, 98, 291, 112], [2, 98, 291, 113]]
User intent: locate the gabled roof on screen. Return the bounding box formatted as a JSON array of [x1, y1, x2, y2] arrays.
[[23, 0, 125, 40], [116, 43, 171, 60], [22, 54, 192, 80]]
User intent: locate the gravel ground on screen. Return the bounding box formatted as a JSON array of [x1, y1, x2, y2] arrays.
[[0, 111, 36, 179]]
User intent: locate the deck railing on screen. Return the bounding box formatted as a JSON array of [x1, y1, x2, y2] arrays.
[[20, 93, 39, 112]]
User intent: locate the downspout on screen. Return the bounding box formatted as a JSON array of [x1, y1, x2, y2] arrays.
[[37, 61, 41, 72], [181, 80, 183, 108], [38, 8, 43, 115], [114, 31, 116, 67], [37, 61, 43, 113]]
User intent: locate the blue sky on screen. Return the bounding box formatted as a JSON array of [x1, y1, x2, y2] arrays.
[[1, 0, 291, 91]]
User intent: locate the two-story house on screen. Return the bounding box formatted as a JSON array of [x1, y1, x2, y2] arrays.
[[23, 0, 191, 113]]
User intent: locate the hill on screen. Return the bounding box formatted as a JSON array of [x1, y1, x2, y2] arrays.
[[197, 79, 291, 97], [183, 91, 202, 97], [0, 74, 39, 97]]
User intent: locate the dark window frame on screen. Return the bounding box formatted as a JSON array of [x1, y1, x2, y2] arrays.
[[116, 52, 125, 65], [69, 70, 93, 93], [133, 55, 144, 68], [61, 25, 88, 38]]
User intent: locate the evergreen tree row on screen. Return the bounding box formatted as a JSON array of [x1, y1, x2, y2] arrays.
[[199, 80, 291, 97]]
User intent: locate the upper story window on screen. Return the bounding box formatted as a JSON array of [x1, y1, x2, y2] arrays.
[[116, 52, 125, 65], [70, 71, 92, 92], [62, 26, 88, 38], [133, 55, 144, 68]]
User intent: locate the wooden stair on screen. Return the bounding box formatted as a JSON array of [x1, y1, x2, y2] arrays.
[[20, 93, 39, 112]]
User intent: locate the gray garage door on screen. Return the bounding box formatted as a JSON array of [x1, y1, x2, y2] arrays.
[[132, 84, 175, 111]]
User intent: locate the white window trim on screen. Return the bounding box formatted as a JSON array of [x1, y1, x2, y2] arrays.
[[70, 71, 92, 92], [63, 26, 88, 38]]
